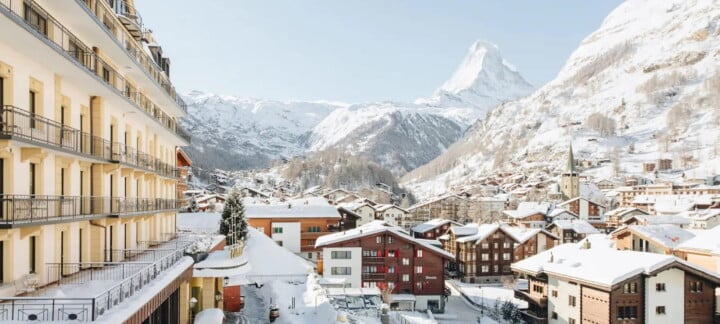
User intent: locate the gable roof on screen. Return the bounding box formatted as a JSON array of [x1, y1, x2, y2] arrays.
[[410, 218, 463, 234], [623, 215, 691, 226], [548, 220, 600, 235], [375, 204, 408, 213], [677, 226, 720, 255], [246, 199, 341, 219], [558, 196, 606, 208], [512, 237, 720, 290], [611, 224, 695, 250], [315, 221, 454, 259], [407, 194, 468, 211]]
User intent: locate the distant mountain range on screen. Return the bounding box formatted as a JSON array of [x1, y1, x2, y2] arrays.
[[182, 41, 534, 174]]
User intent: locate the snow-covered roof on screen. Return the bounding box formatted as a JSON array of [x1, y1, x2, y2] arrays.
[[624, 215, 691, 226], [375, 204, 408, 213], [512, 238, 720, 289], [246, 202, 341, 219], [244, 227, 312, 277], [410, 218, 461, 233], [177, 213, 223, 233], [455, 224, 501, 243], [407, 193, 467, 210], [547, 208, 578, 218], [326, 287, 381, 296], [193, 249, 252, 278], [450, 223, 481, 236], [315, 221, 454, 259], [415, 238, 443, 247], [194, 309, 225, 324], [318, 277, 347, 285], [558, 196, 606, 208], [502, 226, 558, 243], [604, 207, 649, 218], [612, 225, 695, 249], [677, 226, 720, 255], [684, 209, 720, 221], [549, 220, 600, 235]]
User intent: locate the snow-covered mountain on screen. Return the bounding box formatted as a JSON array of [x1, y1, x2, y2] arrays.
[[183, 41, 534, 173], [403, 0, 720, 198]]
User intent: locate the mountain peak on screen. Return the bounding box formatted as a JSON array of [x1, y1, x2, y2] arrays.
[[418, 40, 534, 119]]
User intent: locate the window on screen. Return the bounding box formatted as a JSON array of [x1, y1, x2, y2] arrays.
[[362, 250, 378, 257], [331, 267, 351, 275], [29, 90, 37, 129], [481, 265, 489, 273], [656, 306, 665, 315], [493, 253, 499, 261], [415, 282, 423, 292], [502, 253, 511, 261], [23, 2, 47, 35], [376, 236, 383, 244], [363, 266, 378, 273], [569, 319, 576, 324], [402, 274, 409, 282], [532, 285, 543, 294], [331, 251, 351, 259], [690, 281, 704, 293], [29, 163, 36, 196], [656, 283, 666, 291], [388, 266, 395, 273], [481, 253, 489, 261], [493, 242, 499, 249], [493, 265, 498, 273], [388, 282, 395, 291], [29, 236, 37, 274], [308, 253, 312, 259], [388, 236, 393, 244], [308, 226, 321, 232], [416, 250, 423, 258], [402, 258, 409, 265], [503, 241, 511, 249], [551, 290, 557, 297], [481, 242, 489, 249], [568, 295, 576, 307], [623, 282, 638, 294], [387, 250, 396, 257], [415, 266, 423, 274], [618, 306, 638, 319], [272, 227, 283, 234]]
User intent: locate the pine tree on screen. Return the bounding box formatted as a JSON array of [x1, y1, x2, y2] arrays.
[[219, 189, 248, 245]]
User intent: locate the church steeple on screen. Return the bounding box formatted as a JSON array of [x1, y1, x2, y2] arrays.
[[567, 142, 575, 173]]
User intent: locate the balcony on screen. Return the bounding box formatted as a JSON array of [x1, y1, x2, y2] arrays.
[[0, 237, 192, 322], [361, 273, 386, 280], [1, 106, 181, 179], [514, 289, 547, 307], [107, 0, 142, 40], [0, 0, 189, 143], [0, 195, 181, 228], [78, 0, 187, 113], [362, 257, 386, 264]]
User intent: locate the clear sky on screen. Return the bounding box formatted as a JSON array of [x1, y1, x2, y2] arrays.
[[136, 0, 622, 102]]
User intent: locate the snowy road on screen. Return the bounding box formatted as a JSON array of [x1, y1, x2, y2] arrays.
[[225, 285, 270, 324], [437, 281, 498, 324]]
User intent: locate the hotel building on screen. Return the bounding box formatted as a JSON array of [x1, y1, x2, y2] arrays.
[[0, 0, 192, 322]]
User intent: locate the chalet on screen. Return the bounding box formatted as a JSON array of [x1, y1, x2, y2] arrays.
[[546, 208, 578, 223], [685, 209, 720, 230], [315, 221, 454, 312], [604, 207, 650, 230], [324, 189, 354, 203], [336, 206, 361, 231], [610, 225, 695, 255], [441, 223, 556, 283], [504, 202, 551, 229], [338, 202, 377, 226], [512, 237, 720, 324], [195, 194, 227, 212], [375, 204, 409, 228], [623, 215, 691, 228], [239, 187, 271, 198], [334, 193, 362, 204], [246, 198, 342, 261], [546, 219, 600, 244], [557, 197, 606, 222], [409, 219, 462, 240], [594, 178, 617, 190], [676, 226, 720, 272]]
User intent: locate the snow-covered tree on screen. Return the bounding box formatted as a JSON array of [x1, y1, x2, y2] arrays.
[[219, 189, 248, 245], [189, 197, 199, 213]]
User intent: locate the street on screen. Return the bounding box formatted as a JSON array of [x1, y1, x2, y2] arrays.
[[225, 285, 269, 324], [436, 281, 499, 324]]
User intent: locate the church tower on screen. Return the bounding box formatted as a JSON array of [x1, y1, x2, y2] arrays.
[[560, 143, 580, 199]]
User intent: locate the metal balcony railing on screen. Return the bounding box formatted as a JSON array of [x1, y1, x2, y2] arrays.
[[1, 106, 181, 179], [79, 0, 187, 112], [361, 273, 386, 280], [0, 195, 182, 227], [362, 257, 386, 264], [0, 239, 191, 321], [0, 0, 189, 142]]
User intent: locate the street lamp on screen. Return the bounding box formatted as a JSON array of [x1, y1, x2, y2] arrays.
[[223, 276, 230, 286]]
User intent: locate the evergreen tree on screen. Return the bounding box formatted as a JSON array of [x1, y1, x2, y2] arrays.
[[219, 189, 248, 245]]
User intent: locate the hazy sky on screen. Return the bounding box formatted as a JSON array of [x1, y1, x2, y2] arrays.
[[137, 0, 622, 102]]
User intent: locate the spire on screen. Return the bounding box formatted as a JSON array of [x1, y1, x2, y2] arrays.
[[567, 142, 575, 173]]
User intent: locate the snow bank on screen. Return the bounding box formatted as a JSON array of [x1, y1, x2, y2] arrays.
[[193, 308, 224, 324]]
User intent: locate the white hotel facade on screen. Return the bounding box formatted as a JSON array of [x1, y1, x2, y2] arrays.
[[0, 0, 194, 322]]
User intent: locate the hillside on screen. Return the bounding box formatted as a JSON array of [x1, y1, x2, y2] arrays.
[[403, 0, 720, 198]]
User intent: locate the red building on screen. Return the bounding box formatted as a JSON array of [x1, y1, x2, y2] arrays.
[[410, 218, 462, 239], [315, 221, 454, 312]]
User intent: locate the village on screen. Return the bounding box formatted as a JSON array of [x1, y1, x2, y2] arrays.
[[177, 143, 720, 323]]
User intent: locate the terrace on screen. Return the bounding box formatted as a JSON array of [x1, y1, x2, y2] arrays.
[[0, 235, 196, 322]]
